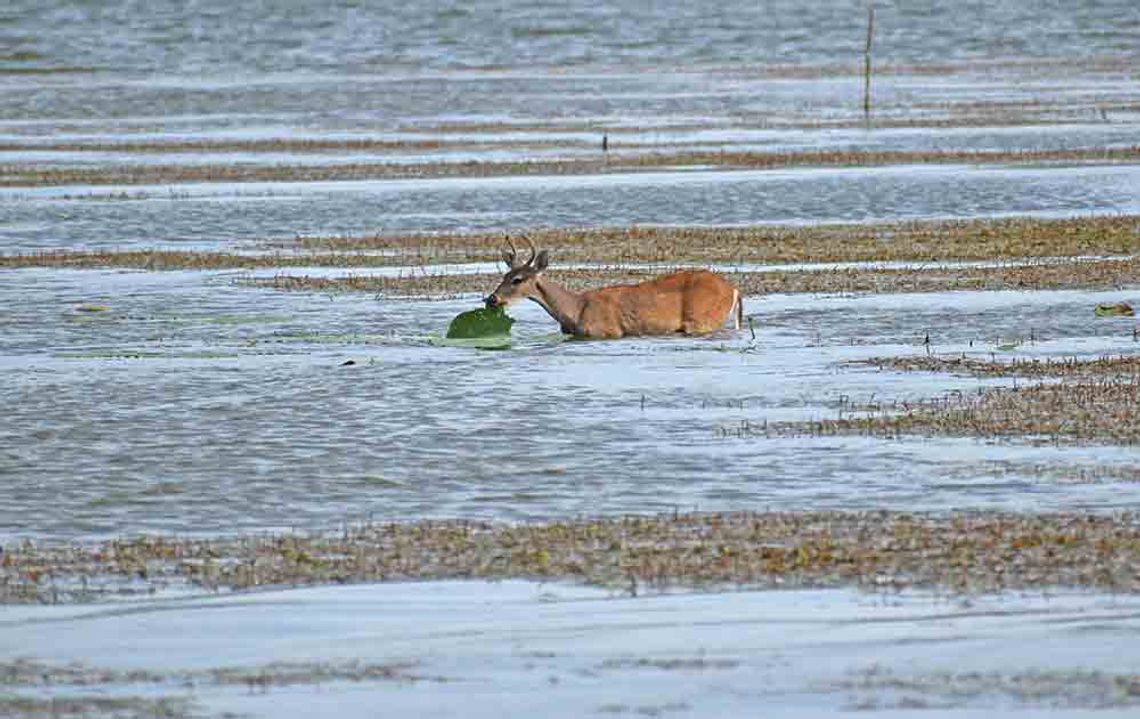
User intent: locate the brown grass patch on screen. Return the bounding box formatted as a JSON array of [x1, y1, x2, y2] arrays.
[[0, 137, 577, 154], [784, 378, 1140, 445], [250, 256, 1140, 297], [0, 695, 194, 719], [0, 249, 396, 271], [835, 667, 1140, 710], [861, 354, 1140, 378], [2, 146, 1136, 187], [289, 215, 1140, 264], [4, 216, 1136, 272], [3, 511, 1138, 603]]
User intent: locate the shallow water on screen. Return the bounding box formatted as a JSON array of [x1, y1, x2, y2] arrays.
[[2, 267, 1138, 541], [3, 580, 1139, 717], [4, 163, 1140, 253], [2, 5, 1140, 717], [0, 1, 1137, 544], [6, 0, 1138, 74], [2, 3, 1139, 259]]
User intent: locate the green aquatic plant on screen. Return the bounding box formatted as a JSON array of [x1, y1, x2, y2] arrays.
[[445, 305, 514, 339], [1095, 302, 1134, 317]]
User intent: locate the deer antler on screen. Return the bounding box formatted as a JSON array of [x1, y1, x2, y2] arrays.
[[520, 235, 537, 267], [502, 235, 520, 269]]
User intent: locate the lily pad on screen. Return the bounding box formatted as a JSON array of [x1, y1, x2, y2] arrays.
[[446, 306, 514, 339], [1094, 302, 1134, 317]]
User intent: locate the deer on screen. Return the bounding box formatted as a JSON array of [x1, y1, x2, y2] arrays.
[[484, 237, 743, 339]]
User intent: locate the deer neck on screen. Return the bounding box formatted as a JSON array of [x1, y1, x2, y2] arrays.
[[530, 276, 585, 334]]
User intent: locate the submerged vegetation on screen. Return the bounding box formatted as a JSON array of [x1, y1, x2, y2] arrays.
[[859, 354, 1140, 378], [775, 354, 1140, 445], [283, 215, 1140, 263], [785, 377, 1140, 445], [832, 667, 1140, 711], [2, 511, 1137, 604], [4, 215, 1137, 299], [2, 146, 1137, 188], [249, 256, 1140, 298], [0, 659, 435, 719]]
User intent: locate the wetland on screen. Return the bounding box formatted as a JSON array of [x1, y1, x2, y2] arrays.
[[2, 1, 1140, 716]]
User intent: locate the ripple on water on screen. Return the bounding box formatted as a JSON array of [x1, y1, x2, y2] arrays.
[[3, 163, 1140, 252], [2, 269, 1139, 541]]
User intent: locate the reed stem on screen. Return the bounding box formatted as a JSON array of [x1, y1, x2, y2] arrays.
[[863, 5, 875, 122]]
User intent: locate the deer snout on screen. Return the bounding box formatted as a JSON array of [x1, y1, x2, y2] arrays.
[[484, 294, 501, 308]]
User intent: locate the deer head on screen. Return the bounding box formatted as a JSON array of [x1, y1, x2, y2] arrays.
[[484, 236, 549, 308]]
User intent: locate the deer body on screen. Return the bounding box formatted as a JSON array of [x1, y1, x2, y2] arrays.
[[485, 240, 742, 339]]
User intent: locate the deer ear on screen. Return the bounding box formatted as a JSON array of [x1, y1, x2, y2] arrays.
[[533, 250, 549, 272], [502, 250, 515, 268]]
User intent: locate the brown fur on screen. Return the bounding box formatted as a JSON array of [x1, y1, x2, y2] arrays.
[[487, 258, 741, 339], [576, 270, 738, 338]]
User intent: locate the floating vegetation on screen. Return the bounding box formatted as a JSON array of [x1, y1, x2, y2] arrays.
[[0, 658, 438, 719], [251, 256, 1140, 298], [0, 657, 435, 689], [445, 306, 514, 339], [859, 354, 1140, 379], [0, 136, 574, 154], [1095, 301, 1135, 317], [970, 462, 1140, 486], [833, 667, 1140, 711], [2, 511, 1138, 603], [73, 304, 108, 313], [52, 350, 240, 360], [4, 216, 1137, 272], [0, 249, 372, 271], [0, 695, 195, 719], [778, 378, 1140, 445], [2, 146, 1137, 187], [598, 657, 740, 672], [52, 350, 164, 360], [287, 215, 1140, 264]]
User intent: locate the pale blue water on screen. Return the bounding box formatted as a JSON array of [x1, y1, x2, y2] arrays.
[[1, 1, 1139, 542], [4, 0, 1136, 77]]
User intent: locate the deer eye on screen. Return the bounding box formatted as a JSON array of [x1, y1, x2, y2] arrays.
[[511, 276, 523, 285]]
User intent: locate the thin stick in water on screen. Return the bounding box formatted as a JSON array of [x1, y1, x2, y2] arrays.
[[863, 5, 875, 121]]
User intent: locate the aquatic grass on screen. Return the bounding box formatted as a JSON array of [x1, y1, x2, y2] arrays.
[[833, 667, 1140, 711], [2, 511, 1138, 603], [250, 256, 1140, 298], [0, 657, 434, 689], [52, 350, 240, 360], [0, 249, 400, 270], [860, 354, 1140, 379], [0, 695, 195, 719], [8, 244, 1134, 307], [288, 215, 1140, 263], [0, 137, 580, 154], [0, 658, 438, 719], [778, 377, 1140, 445], [730, 256, 1140, 295], [0, 65, 103, 75], [2, 146, 1136, 187], [4, 216, 1136, 272]]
